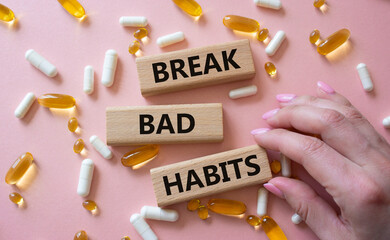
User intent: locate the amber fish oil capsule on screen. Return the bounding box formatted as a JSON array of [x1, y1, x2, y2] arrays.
[[317, 29, 350, 55], [223, 15, 260, 33], [38, 94, 75, 109], [270, 160, 281, 174], [257, 28, 269, 42], [207, 199, 246, 215], [119, 16, 148, 27], [257, 187, 269, 216], [74, 139, 85, 154], [356, 63, 373, 92], [129, 40, 141, 55], [265, 30, 286, 56], [77, 159, 94, 197], [229, 85, 258, 99], [83, 200, 97, 212], [254, 0, 282, 10], [187, 199, 201, 211], [310, 29, 320, 44], [172, 0, 202, 17], [265, 62, 277, 76], [121, 237, 130, 240], [141, 206, 179, 222], [9, 192, 24, 205], [84, 65, 94, 94], [15, 92, 35, 119], [0, 4, 15, 22], [157, 31, 185, 48], [101, 50, 118, 87], [68, 117, 78, 132], [74, 230, 88, 240], [246, 215, 261, 226], [57, 0, 85, 18], [383, 116, 390, 128], [261, 216, 287, 240], [130, 213, 158, 240], [5, 152, 33, 185], [25, 49, 58, 77], [313, 0, 325, 8], [121, 144, 159, 168], [198, 205, 208, 220], [90, 135, 112, 159], [134, 28, 148, 40]]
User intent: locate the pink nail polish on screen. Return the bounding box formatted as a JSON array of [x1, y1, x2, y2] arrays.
[[262, 108, 280, 120], [264, 183, 285, 199], [276, 94, 296, 102], [251, 128, 270, 135], [317, 81, 335, 94]]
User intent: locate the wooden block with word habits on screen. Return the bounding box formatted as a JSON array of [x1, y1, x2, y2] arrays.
[[106, 103, 223, 146], [150, 145, 271, 207], [136, 39, 256, 96]]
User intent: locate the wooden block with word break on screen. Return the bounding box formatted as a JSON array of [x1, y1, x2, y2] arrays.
[[150, 145, 271, 207], [136, 39, 256, 96], [106, 103, 223, 146]]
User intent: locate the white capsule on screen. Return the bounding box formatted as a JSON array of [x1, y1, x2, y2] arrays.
[[141, 206, 179, 222], [89, 135, 113, 159], [83, 65, 94, 94], [281, 153, 291, 177], [157, 32, 185, 48], [25, 49, 58, 77], [356, 63, 373, 92], [383, 116, 390, 128], [257, 187, 269, 217], [229, 85, 257, 99], [265, 30, 286, 56], [14, 92, 35, 119], [291, 213, 303, 224], [77, 159, 94, 197], [101, 49, 118, 87], [130, 213, 158, 240], [254, 0, 282, 9], [119, 16, 148, 27]]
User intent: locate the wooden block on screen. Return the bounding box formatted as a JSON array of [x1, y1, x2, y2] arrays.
[[106, 103, 223, 146], [150, 145, 272, 207], [136, 39, 256, 96]]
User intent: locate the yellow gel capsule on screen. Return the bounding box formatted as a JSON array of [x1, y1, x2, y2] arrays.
[[73, 139, 85, 154], [121, 237, 130, 240], [313, 0, 325, 8], [38, 94, 76, 109], [0, 4, 15, 22], [134, 28, 148, 40], [172, 0, 202, 17], [9, 192, 24, 205], [74, 230, 88, 240], [309, 29, 320, 44], [68, 117, 78, 132], [128, 40, 141, 55], [317, 28, 350, 55], [57, 0, 85, 18], [5, 152, 33, 185], [265, 62, 277, 76], [247, 215, 261, 227], [261, 216, 287, 240], [223, 15, 260, 33], [257, 28, 269, 42], [207, 199, 246, 215], [121, 145, 159, 167], [197, 205, 208, 220], [271, 160, 281, 174], [187, 199, 201, 211], [82, 200, 97, 211]]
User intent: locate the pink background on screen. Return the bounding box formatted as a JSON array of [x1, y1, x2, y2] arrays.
[[1, 0, 389, 239]]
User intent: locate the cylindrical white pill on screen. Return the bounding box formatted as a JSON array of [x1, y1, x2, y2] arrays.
[[157, 32, 185, 48], [25, 49, 58, 77], [77, 159, 94, 197], [119, 16, 148, 27], [130, 213, 158, 240], [257, 187, 269, 217], [383, 116, 390, 128], [140, 206, 179, 222], [83, 65, 94, 94], [291, 213, 303, 224], [281, 153, 291, 177], [229, 85, 258, 99], [101, 49, 118, 87], [14, 92, 35, 119], [356, 63, 373, 92], [254, 0, 282, 9], [265, 30, 286, 56], [89, 135, 113, 159]]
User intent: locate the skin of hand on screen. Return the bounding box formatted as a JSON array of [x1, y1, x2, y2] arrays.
[[252, 81, 390, 240]]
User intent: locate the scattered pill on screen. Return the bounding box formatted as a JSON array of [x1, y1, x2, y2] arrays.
[[223, 15, 260, 33], [101, 49, 118, 87], [74, 139, 85, 154], [25, 49, 58, 77], [265, 30, 286, 56], [187, 199, 201, 211], [280, 153, 291, 177], [74, 230, 88, 240], [0, 4, 15, 22], [313, 0, 325, 8], [257, 187, 268, 217], [83, 65, 94, 94], [38, 94, 75, 109], [130, 213, 158, 240], [229, 85, 258, 99], [291, 213, 303, 224], [257, 28, 269, 42], [121, 145, 159, 168], [9, 192, 24, 205], [129, 40, 141, 55], [5, 152, 33, 185], [309, 29, 320, 44], [383, 116, 390, 128], [157, 31, 185, 48], [68, 117, 78, 132], [82, 200, 97, 212], [207, 199, 246, 215], [261, 216, 287, 240], [254, 0, 282, 10], [265, 62, 277, 76], [119, 16, 148, 27], [356, 63, 373, 92], [134, 28, 148, 40], [317, 29, 350, 55], [90, 135, 113, 159], [246, 215, 261, 226], [57, 0, 85, 18], [141, 206, 179, 222], [77, 159, 94, 197], [121, 237, 131, 240], [14, 92, 35, 119], [172, 0, 202, 17], [270, 160, 281, 174], [197, 205, 208, 220]]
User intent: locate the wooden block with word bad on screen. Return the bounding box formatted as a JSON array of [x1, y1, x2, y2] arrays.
[[106, 103, 223, 146], [136, 39, 256, 96], [150, 145, 271, 207]]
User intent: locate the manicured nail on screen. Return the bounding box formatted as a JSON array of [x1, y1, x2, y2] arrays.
[[251, 128, 270, 135], [276, 94, 296, 102], [264, 183, 285, 199], [317, 81, 335, 94], [262, 108, 280, 120]]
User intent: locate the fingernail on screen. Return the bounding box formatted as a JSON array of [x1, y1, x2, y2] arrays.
[[317, 81, 335, 94], [276, 94, 297, 102], [262, 108, 280, 120], [264, 183, 285, 199], [251, 128, 270, 135]]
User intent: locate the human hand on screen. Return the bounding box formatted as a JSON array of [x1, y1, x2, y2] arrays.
[[252, 81, 390, 240]]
